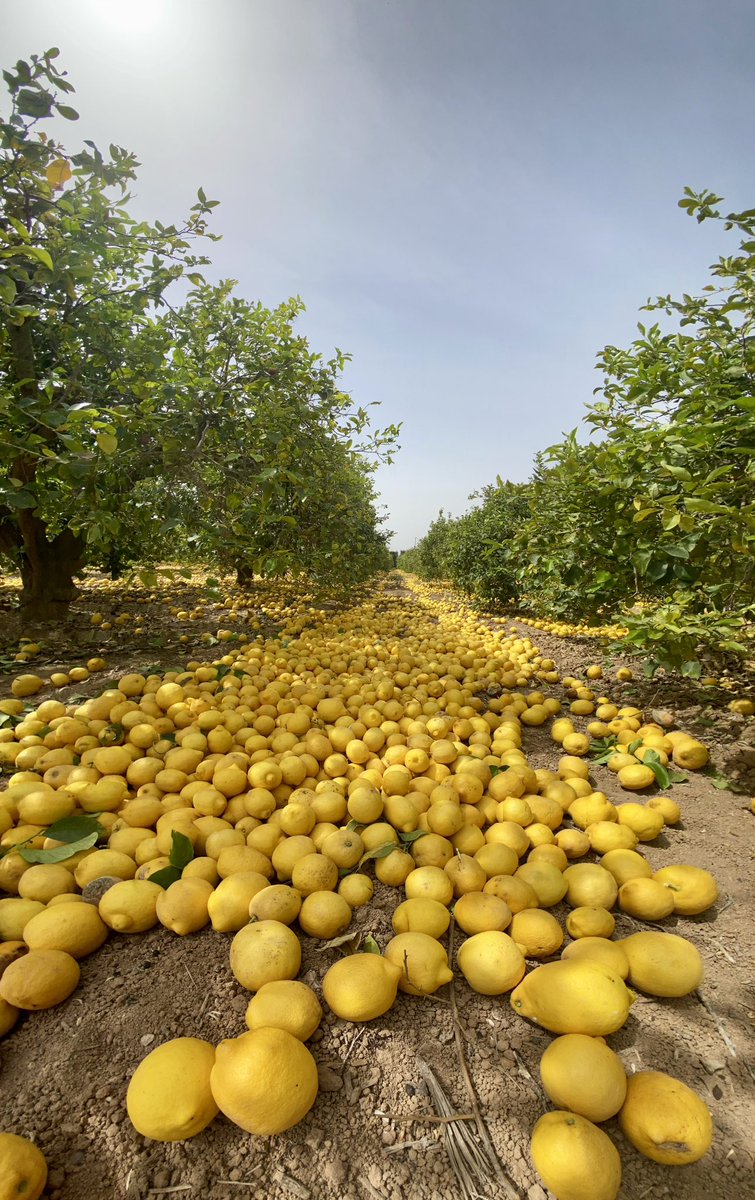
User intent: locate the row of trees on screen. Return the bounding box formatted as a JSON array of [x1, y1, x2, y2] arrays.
[[0, 50, 398, 619], [401, 189, 755, 676]]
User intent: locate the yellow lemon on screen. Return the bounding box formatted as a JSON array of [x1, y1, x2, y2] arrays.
[[404, 865, 454, 906], [653, 864, 718, 915], [619, 1071, 713, 1164], [621, 931, 704, 997], [299, 890, 352, 939], [156, 877, 213, 935], [230, 919, 301, 991], [456, 930, 526, 995], [322, 953, 401, 1021], [565, 906, 615, 939], [616, 803, 665, 842], [0, 996, 21, 1037], [211, 1028, 318, 1134], [600, 848, 652, 887], [561, 937, 629, 980], [0, 1133, 47, 1200], [511, 959, 634, 1035], [98, 880, 162, 932], [127, 1037, 218, 1141], [453, 892, 512, 935], [563, 863, 618, 909], [207, 872, 269, 932], [0, 898, 45, 941], [391, 897, 451, 938], [531, 1110, 621, 1200], [509, 909, 564, 957], [617, 877, 675, 920], [539, 1034, 627, 1122], [245, 980, 322, 1040], [0, 948, 80, 1010], [384, 931, 453, 995], [22, 903, 108, 958], [337, 873, 373, 907], [248, 883, 302, 925]]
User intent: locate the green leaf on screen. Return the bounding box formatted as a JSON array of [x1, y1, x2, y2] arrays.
[[345, 819, 363, 832], [148, 865, 182, 890], [96, 432, 118, 455], [169, 829, 194, 870], [17, 87, 54, 117], [24, 246, 54, 271], [44, 814, 103, 843], [57, 104, 79, 120], [362, 934, 382, 955], [398, 829, 427, 844], [20, 830, 98, 863], [359, 843, 397, 865]]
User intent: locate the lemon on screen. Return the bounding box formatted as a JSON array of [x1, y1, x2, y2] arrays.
[[616, 803, 664, 841], [509, 909, 563, 957], [156, 877, 214, 935], [561, 937, 629, 979], [22, 902, 108, 958], [299, 890, 352, 938], [586, 820, 637, 854], [404, 865, 454, 906], [565, 906, 615, 939], [10, 674, 44, 698], [0, 898, 45, 941], [0, 948, 80, 1009], [248, 883, 302, 925], [391, 897, 451, 938], [456, 930, 526, 995], [384, 931, 453, 995], [207, 872, 269, 932], [511, 959, 634, 1035], [483, 874, 538, 913], [653, 864, 718, 915], [531, 1110, 621, 1200], [245, 980, 323, 1040], [600, 848, 652, 887], [98, 880, 162, 932], [74, 849, 136, 888], [338, 873, 373, 907], [563, 863, 618, 909], [0, 940, 27, 977], [453, 892, 512, 935], [621, 931, 704, 997], [0, 996, 20, 1037], [671, 738, 708, 770], [230, 919, 301, 991], [619, 1070, 713, 1164], [514, 861, 567, 907], [322, 953, 401, 1021], [539, 1034, 627, 1121], [211, 1028, 318, 1134], [17, 863, 77, 904], [617, 877, 675, 920], [0, 1133, 47, 1200], [127, 1037, 218, 1141]]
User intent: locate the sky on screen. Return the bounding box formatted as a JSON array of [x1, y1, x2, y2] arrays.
[[5, 0, 755, 549]]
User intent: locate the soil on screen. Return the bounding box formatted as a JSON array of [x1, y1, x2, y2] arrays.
[[1, 575, 754, 1200]]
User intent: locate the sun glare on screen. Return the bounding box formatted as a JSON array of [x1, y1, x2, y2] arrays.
[[93, 0, 167, 33]]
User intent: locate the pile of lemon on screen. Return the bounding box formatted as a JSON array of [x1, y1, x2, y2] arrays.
[[0, 576, 719, 1200]]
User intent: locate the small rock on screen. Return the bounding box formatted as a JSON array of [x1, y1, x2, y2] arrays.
[[366, 1163, 383, 1189], [381, 1127, 396, 1146], [651, 709, 676, 728], [152, 1170, 171, 1190], [317, 1064, 343, 1092], [701, 1056, 727, 1074], [527, 1186, 548, 1200], [322, 1158, 346, 1186], [139, 1033, 155, 1047], [48, 1170, 66, 1189], [229, 994, 248, 1013]]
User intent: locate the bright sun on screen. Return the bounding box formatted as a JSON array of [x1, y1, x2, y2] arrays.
[[93, 0, 167, 33]]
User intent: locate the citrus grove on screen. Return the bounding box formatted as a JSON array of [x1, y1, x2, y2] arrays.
[[1, 569, 748, 1200], [0, 44, 753, 1200]]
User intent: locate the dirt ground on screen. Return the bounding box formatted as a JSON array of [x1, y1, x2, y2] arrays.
[[1, 576, 754, 1200]]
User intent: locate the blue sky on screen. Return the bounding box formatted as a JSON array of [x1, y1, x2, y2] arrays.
[[6, 1, 755, 548]]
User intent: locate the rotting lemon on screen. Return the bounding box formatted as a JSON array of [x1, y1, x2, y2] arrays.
[[619, 1070, 713, 1164]]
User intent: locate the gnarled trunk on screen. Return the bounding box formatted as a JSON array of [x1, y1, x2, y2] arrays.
[[236, 561, 254, 587], [18, 517, 84, 621]]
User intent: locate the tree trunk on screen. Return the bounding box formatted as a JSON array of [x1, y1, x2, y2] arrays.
[[236, 562, 254, 587], [18, 518, 84, 622]]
